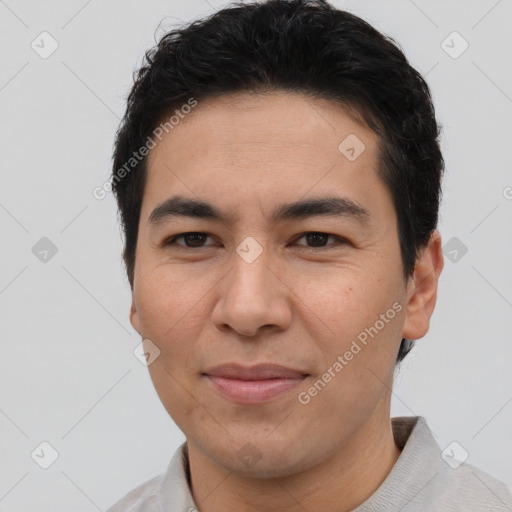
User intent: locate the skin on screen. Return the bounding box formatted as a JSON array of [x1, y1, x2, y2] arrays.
[[129, 91, 444, 512]]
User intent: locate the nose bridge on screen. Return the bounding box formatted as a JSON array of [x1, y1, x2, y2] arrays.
[[229, 237, 274, 304]]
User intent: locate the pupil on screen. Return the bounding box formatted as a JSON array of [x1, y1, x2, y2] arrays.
[[306, 233, 328, 247], [185, 233, 205, 247]]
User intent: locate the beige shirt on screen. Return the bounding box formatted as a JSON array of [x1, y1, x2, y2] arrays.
[[106, 416, 512, 511]]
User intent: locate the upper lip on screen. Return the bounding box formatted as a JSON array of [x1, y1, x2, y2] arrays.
[[203, 363, 309, 380]]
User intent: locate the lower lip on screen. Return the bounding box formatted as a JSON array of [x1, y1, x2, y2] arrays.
[[205, 375, 307, 404]]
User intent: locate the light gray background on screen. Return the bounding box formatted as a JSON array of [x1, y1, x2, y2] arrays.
[[1, 0, 511, 510]]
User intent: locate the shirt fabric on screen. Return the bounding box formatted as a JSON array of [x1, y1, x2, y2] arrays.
[[106, 416, 512, 511]]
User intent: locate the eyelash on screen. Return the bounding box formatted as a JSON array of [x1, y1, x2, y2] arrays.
[[164, 232, 348, 251]]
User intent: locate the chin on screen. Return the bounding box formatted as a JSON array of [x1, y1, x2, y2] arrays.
[[202, 434, 315, 478]]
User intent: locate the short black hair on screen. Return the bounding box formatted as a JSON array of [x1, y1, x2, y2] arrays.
[[111, 0, 444, 364]]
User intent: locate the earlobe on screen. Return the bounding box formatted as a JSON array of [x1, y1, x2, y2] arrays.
[[402, 230, 444, 341], [130, 299, 141, 335]]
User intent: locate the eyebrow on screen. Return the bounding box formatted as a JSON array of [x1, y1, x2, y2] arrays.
[[147, 194, 370, 227]]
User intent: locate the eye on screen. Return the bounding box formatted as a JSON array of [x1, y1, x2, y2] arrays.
[[164, 232, 215, 248], [293, 232, 347, 249], [164, 231, 348, 250]]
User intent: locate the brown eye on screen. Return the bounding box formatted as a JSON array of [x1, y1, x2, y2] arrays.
[[165, 232, 214, 248], [294, 232, 346, 249]]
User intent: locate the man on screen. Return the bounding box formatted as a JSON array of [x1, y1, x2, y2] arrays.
[[107, 0, 512, 510]]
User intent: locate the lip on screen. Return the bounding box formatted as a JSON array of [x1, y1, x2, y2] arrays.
[[203, 363, 309, 404]]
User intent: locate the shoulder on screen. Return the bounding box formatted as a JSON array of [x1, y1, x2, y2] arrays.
[[386, 417, 512, 511], [431, 461, 512, 511], [105, 474, 163, 512], [105, 441, 192, 512]]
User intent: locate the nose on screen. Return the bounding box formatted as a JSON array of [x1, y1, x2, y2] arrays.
[[211, 245, 293, 338]]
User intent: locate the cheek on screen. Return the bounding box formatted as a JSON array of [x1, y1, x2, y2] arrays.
[[137, 271, 208, 424], [135, 265, 198, 327], [294, 270, 404, 364], [133, 268, 209, 365], [146, 360, 202, 434], [294, 277, 402, 428], [292, 273, 379, 337]]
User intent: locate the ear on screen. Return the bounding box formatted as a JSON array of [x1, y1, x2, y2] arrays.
[[130, 297, 141, 335], [402, 230, 444, 341]]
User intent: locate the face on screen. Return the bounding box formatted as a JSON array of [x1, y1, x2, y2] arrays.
[[130, 91, 442, 477]]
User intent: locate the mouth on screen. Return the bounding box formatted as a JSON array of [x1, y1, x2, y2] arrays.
[[202, 363, 309, 404]]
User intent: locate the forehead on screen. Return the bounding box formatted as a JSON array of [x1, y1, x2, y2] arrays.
[[141, 91, 391, 227], [147, 91, 375, 170]]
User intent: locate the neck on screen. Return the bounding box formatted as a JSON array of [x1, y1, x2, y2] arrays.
[[186, 413, 402, 512]]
